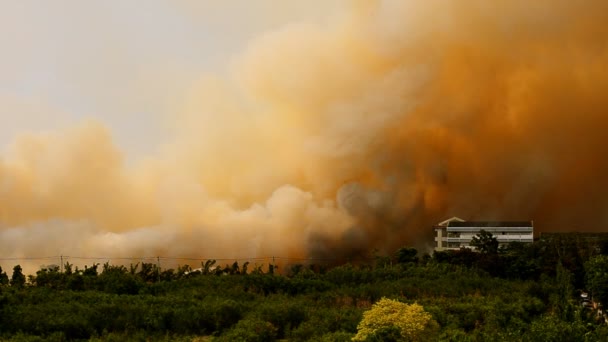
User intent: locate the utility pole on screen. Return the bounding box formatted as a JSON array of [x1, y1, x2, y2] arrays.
[[60, 255, 63, 273]]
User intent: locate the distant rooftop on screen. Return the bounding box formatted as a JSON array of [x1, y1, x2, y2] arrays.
[[436, 216, 465, 226]]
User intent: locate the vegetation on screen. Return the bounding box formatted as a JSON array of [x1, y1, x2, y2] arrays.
[[1, 233, 608, 341], [469, 230, 499, 254], [585, 255, 608, 306], [353, 298, 435, 341]]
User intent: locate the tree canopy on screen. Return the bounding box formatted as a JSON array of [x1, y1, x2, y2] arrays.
[[1, 240, 608, 340], [585, 255, 608, 305], [353, 298, 434, 341], [470, 229, 499, 254]]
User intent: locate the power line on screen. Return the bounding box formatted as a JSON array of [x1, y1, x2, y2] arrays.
[[0, 256, 60, 261], [0, 255, 372, 262]]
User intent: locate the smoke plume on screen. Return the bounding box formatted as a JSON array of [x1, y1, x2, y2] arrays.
[[2, 0, 608, 271]]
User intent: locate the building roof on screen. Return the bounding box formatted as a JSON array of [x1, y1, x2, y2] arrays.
[[448, 221, 533, 227], [437, 216, 465, 226]]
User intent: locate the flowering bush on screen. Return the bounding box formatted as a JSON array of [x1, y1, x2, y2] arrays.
[[353, 298, 432, 341]]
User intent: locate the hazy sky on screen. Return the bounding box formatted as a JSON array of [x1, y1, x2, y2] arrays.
[[0, 0, 343, 159], [3, 0, 608, 270]]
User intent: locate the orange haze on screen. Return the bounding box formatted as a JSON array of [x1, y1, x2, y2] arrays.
[[2, 0, 608, 270]]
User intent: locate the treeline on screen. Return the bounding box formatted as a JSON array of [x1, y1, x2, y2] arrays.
[[1, 235, 608, 341]]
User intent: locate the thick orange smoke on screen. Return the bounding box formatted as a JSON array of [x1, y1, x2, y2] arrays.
[[2, 0, 608, 271]]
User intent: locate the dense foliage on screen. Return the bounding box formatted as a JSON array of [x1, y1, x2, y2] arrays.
[[352, 298, 434, 341], [1, 234, 608, 341]]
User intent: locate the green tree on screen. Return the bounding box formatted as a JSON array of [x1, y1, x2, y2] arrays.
[[10, 265, 26, 288], [353, 298, 434, 341], [396, 247, 419, 264], [241, 261, 250, 275], [585, 255, 608, 305], [137, 262, 159, 282], [203, 259, 216, 275], [64, 261, 73, 275], [83, 263, 99, 277], [0, 266, 9, 286], [229, 261, 240, 275], [99, 264, 142, 294], [470, 230, 499, 254], [553, 261, 575, 320], [216, 317, 277, 342], [34, 265, 64, 289], [525, 315, 586, 341]]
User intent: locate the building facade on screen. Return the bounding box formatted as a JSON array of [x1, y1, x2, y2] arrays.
[[434, 217, 534, 251]]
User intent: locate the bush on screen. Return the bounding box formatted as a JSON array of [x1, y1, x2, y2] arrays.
[[213, 299, 244, 332], [353, 298, 434, 341], [524, 315, 587, 341], [215, 318, 277, 342], [253, 299, 306, 338], [319, 331, 355, 342], [98, 268, 143, 295]]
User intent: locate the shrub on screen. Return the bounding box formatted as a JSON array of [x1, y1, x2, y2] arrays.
[[319, 331, 354, 341], [215, 318, 277, 342], [253, 299, 306, 338], [213, 299, 243, 332], [353, 298, 434, 341]]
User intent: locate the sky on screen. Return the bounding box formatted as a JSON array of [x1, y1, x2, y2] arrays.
[[0, 0, 344, 158], [2, 0, 608, 273]]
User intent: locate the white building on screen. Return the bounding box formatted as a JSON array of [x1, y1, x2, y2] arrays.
[[433, 217, 534, 251]]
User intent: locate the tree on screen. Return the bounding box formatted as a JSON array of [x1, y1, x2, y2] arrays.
[[10, 265, 26, 288], [98, 264, 142, 294], [396, 247, 419, 264], [0, 266, 9, 285], [585, 255, 608, 305], [554, 261, 575, 320], [470, 230, 499, 254], [34, 265, 64, 289], [137, 262, 159, 282], [203, 259, 216, 275], [216, 317, 277, 342], [64, 261, 73, 275], [353, 298, 434, 341], [372, 249, 391, 269], [241, 261, 250, 275], [229, 261, 240, 275], [82, 263, 98, 277]]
